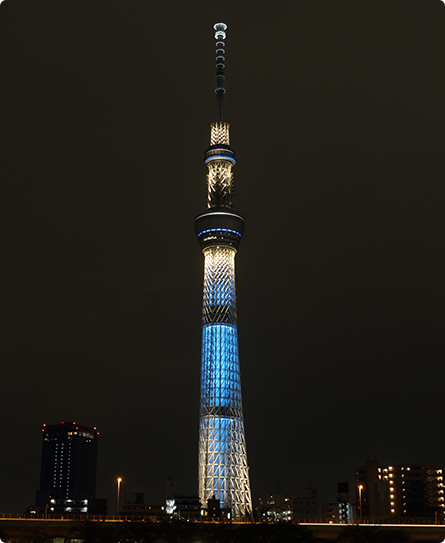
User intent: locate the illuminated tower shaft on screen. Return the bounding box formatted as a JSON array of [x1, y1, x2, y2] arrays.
[[195, 23, 252, 518]]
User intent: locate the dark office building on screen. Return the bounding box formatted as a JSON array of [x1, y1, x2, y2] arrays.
[[379, 464, 444, 518], [355, 458, 391, 519], [36, 422, 100, 514], [355, 458, 444, 520]]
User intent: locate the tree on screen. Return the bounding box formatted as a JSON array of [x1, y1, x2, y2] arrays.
[[335, 526, 411, 543]]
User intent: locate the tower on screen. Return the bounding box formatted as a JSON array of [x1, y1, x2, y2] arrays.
[[36, 421, 99, 514], [195, 23, 252, 518]]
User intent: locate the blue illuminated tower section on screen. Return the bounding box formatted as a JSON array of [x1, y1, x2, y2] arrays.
[[195, 23, 252, 518]]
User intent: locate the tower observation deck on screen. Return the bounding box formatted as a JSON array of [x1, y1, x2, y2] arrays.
[[195, 23, 252, 518]]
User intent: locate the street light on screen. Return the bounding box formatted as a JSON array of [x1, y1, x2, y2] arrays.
[[358, 485, 363, 524], [117, 477, 122, 520]]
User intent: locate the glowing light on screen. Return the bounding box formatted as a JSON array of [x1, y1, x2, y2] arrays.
[[205, 154, 236, 165], [213, 22, 227, 41], [201, 323, 241, 408], [198, 228, 241, 238], [207, 161, 234, 209], [198, 245, 251, 516], [210, 122, 230, 145]]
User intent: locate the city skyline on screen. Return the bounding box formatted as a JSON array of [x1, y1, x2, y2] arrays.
[[1, 0, 445, 514]]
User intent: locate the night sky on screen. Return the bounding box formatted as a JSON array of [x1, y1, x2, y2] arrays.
[[1, 0, 445, 514]]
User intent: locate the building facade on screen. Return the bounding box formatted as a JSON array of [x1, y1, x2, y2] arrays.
[[195, 23, 252, 518], [355, 458, 445, 519], [355, 458, 391, 519], [36, 422, 100, 514], [322, 483, 352, 523], [379, 464, 445, 518], [292, 485, 319, 519]]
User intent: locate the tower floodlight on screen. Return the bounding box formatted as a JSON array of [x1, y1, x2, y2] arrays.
[[195, 23, 252, 519]]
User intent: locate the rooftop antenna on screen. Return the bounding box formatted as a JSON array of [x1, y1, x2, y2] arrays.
[[214, 22, 227, 121]]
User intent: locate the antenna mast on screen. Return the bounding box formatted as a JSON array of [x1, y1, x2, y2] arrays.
[[214, 23, 227, 121]]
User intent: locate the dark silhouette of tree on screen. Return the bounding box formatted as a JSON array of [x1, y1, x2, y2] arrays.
[[17, 527, 51, 543], [187, 522, 317, 543], [0, 526, 10, 543], [69, 520, 118, 543], [119, 519, 158, 543], [335, 526, 411, 543]]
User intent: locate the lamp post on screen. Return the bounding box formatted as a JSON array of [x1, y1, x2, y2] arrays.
[[358, 485, 363, 524], [117, 477, 122, 520]]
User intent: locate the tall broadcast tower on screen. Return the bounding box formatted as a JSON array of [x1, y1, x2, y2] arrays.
[[195, 23, 252, 518]]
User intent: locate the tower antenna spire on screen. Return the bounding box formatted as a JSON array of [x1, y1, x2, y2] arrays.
[[214, 22, 227, 121]]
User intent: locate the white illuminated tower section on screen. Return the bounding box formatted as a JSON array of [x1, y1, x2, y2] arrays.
[[195, 23, 252, 518]]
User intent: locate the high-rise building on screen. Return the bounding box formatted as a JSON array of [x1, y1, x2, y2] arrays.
[[378, 464, 445, 518], [355, 458, 391, 519], [36, 421, 100, 514], [194, 23, 252, 518], [355, 458, 445, 519], [292, 485, 319, 519]]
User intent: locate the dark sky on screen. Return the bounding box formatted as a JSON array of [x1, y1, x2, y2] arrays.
[[1, 0, 445, 514]]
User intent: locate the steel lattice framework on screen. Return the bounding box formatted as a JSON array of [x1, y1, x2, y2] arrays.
[[194, 23, 252, 519]]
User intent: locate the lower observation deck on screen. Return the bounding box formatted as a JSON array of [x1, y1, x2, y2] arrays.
[[195, 210, 244, 250]]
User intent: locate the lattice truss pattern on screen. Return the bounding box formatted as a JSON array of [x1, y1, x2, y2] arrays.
[[211, 122, 230, 145], [207, 122, 234, 209], [198, 246, 252, 517]]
